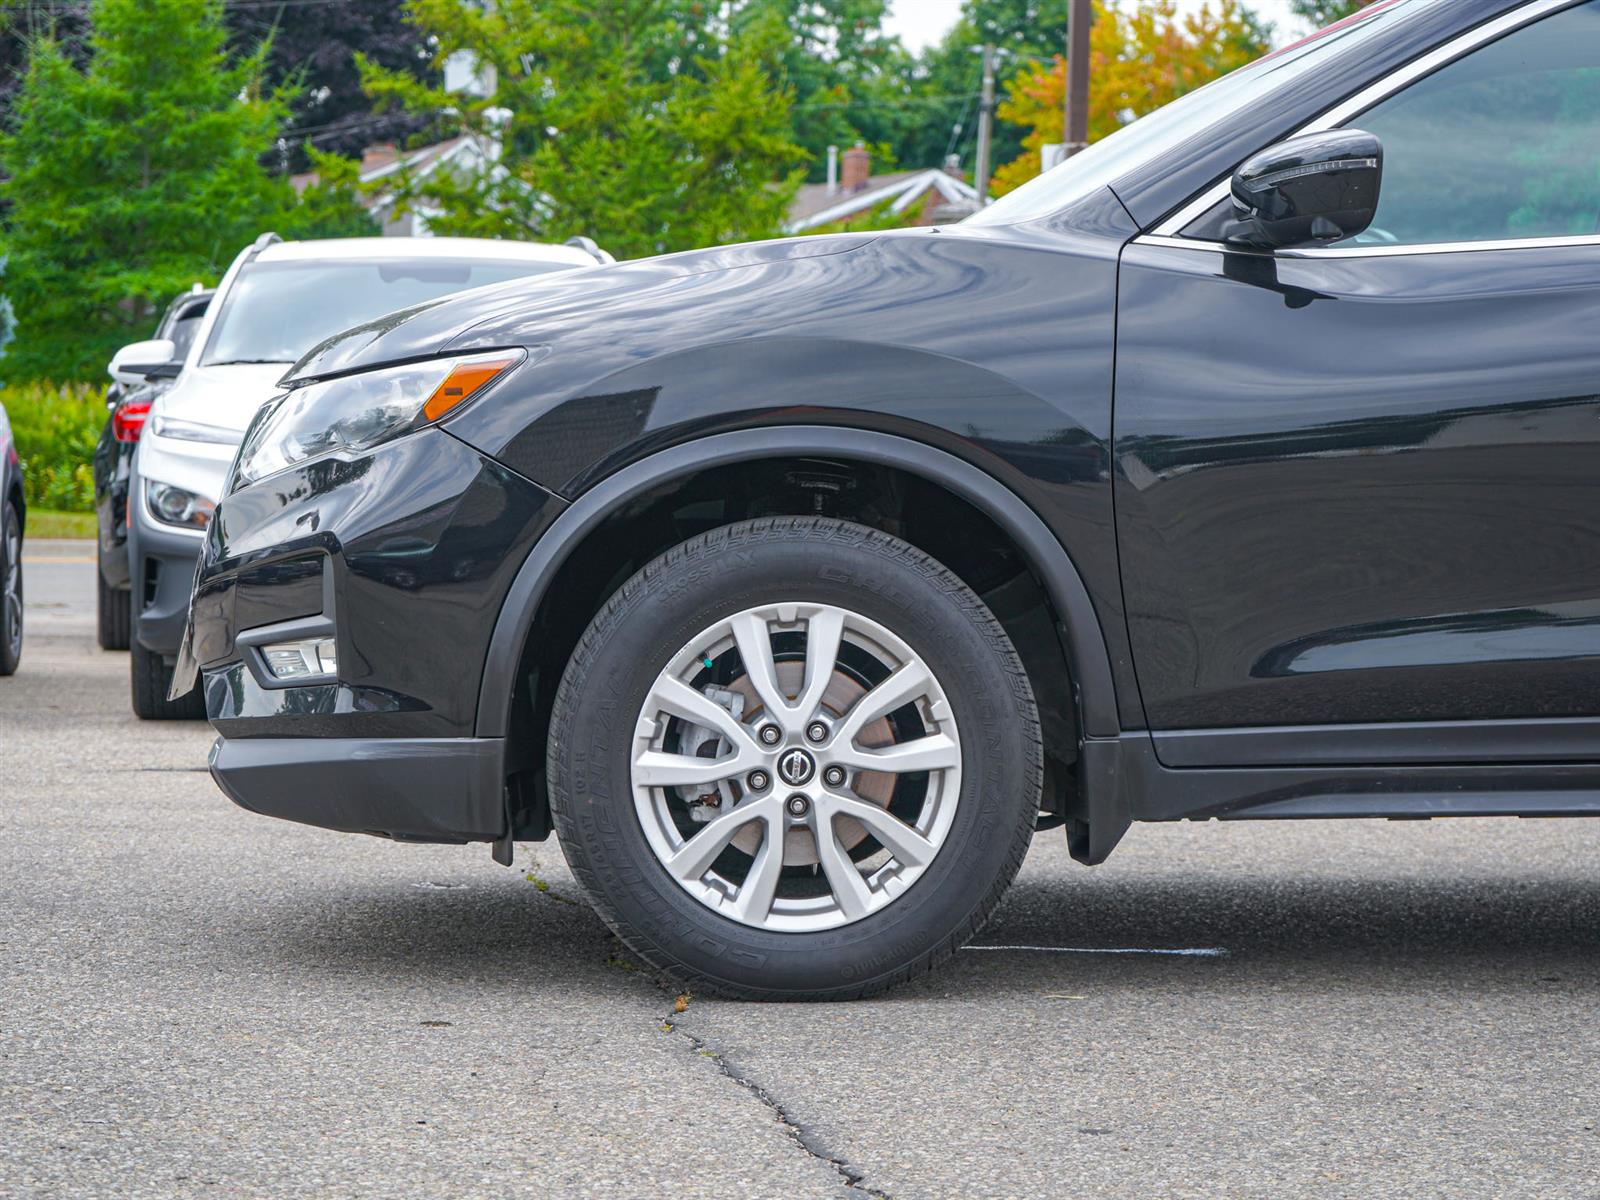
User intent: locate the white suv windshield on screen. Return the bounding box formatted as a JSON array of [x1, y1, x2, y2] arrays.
[[203, 257, 568, 366], [966, 0, 1442, 227]]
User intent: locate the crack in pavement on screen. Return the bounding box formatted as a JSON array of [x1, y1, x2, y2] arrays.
[[661, 1005, 891, 1199]]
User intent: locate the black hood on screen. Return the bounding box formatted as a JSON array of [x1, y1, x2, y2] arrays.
[[284, 233, 879, 385]]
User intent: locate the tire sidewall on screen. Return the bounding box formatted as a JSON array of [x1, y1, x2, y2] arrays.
[[550, 520, 1039, 997], [0, 504, 21, 674]]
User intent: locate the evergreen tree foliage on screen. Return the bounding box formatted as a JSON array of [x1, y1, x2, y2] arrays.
[[0, 0, 295, 380]]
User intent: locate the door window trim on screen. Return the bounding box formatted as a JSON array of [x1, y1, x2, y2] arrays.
[[1136, 231, 1600, 258], [1145, 0, 1590, 256]]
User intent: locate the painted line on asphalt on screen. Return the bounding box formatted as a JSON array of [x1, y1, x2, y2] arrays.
[[965, 945, 1230, 957], [22, 556, 96, 564]]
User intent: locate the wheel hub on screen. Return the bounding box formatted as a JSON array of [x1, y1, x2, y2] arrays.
[[776, 747, 816, 787]]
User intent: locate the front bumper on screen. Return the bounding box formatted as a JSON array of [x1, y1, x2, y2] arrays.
[[190, 427, 562, 841], [209, 735, 507, 842], [129, 507, 206, 657]]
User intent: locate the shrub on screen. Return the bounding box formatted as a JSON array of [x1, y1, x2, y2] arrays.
[[3, 380, 106, 512]]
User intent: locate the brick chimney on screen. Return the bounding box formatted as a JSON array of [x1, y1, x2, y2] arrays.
[[361, 143, 400, 175], [841, 143, 871, 194]]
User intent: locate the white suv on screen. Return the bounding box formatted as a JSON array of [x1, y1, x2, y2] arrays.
[[119, 233, 607, 718]]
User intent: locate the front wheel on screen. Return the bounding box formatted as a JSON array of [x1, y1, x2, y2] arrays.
[[97, 548, 130, 651], [130, 640, 205, 720], [547, 517, 1042, 1000], [0, 502, 22, 676]]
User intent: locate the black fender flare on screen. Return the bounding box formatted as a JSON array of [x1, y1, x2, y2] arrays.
[[474, 427, 1122, 740]]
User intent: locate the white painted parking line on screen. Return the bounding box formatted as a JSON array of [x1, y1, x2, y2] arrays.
[[965, 945, 1230, 957]]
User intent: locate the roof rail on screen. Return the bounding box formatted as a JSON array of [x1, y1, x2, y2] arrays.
[[564, 235, 615, 266], [251, 231, 283, 253]]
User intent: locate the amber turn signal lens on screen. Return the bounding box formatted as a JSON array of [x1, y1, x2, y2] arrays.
[[422, 356, 519, 423]]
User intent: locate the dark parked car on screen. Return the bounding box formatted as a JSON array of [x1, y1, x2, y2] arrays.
[[185, 0, 1600, 999], [94, 286, 212, 650], [0, 390, 23, 676]]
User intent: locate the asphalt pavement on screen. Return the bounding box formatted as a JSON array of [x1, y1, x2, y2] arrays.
[[3, 540, 1598, 1198]]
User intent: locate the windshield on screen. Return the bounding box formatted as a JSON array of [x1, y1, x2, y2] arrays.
[[967, 0, 1442, 227], [202, 257, 570, 366]]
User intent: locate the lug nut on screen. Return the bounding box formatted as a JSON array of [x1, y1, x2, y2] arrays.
[[785, 794, 811, 818], [747, 770, 771, 792], [823, 765, 846, 788], [806, 721, 829, 744], [758, 724, 782, 746]]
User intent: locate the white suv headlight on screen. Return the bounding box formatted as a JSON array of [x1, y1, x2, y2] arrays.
[[145, 480, 216, 530], [232, 350, 523, 490]]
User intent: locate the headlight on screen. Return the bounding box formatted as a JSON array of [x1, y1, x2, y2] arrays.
[[146, 480, 216, 530], [149, 415, 238, 445], [232, 350, 524, 489]]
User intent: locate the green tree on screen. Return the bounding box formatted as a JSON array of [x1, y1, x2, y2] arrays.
[[361, 0, 805, 259], [0, 0, 90, 130], [278, 147, 382, 240], [0, 0, 295, 380], [733, 1, 917, 181]]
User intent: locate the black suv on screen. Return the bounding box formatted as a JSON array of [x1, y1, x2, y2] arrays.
[[184, 0, 1600, 999]]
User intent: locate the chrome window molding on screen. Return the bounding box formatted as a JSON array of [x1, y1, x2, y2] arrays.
[[1149, 0, 1586, 247], [1134, 232, 1600, 259]]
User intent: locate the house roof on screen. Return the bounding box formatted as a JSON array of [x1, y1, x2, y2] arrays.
[[288, 135, 490, 201], [787, 169, 980, 232], [359, 135, 483, 187]]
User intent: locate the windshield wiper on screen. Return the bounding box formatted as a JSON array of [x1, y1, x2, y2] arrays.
[[207, 358, 293, 366]]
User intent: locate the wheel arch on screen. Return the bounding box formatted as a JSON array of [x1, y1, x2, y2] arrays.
[[479, 429, 1121, 753]]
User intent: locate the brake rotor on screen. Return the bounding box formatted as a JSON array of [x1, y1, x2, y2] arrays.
[[725, 660, 895, 866]]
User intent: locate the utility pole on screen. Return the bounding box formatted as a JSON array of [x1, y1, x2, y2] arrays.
[[1063, 0, 1092, 158], [974, 44, 997, 204]]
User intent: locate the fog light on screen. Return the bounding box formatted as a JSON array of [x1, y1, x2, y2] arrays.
[[260, 637, 337, 680]]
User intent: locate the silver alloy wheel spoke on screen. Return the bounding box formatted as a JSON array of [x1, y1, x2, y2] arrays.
[[832, 732, 960, 776], [792, 607, 845, 726], [650, 675, 761, 753], [634, 749, 746, 790], [729, 611, 793, 733], [813, 808, 875, 921], [820, 790, 938, 869], [633, 602, 961, 932], [664, 796, 779, 883], [731, 809, 786, 923], [834, 660, 935, 746]]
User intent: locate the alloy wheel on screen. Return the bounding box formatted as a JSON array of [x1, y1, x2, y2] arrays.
[[3, 520, 20, 658], [631, 602, 962, 933]]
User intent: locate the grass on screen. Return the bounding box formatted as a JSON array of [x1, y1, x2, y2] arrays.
[[26, 509, 96, 539]]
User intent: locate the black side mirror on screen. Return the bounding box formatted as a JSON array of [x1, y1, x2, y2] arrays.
[[1225, 129, 1383, 250]]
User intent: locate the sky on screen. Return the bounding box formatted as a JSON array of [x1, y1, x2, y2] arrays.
[[884, 0, 1308, 53]]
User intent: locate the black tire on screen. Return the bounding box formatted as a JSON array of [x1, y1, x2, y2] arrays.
[[97, 550, 131, 651], [0, 502, 22, 677], [130, 640, 205, 720], [547, 517, 1042, 1001]]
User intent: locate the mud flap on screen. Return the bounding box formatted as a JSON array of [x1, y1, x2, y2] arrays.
[[1065, 735, 1136, 865]]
